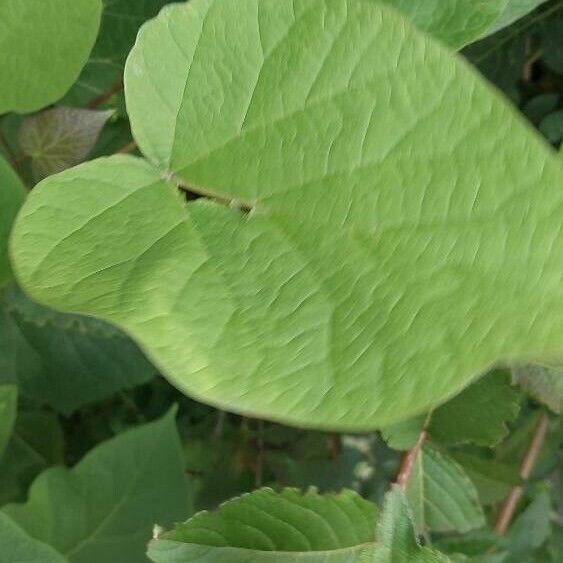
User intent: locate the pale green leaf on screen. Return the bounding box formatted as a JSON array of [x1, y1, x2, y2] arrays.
[[19, 107, 113, 180], [0, 285, 155, 414], [0, 0, 102, 113], [3, 409, 193, 563], [11, 0, 563, 430], [406, 444, 485, 533], [0, 513, 68, 563], [148, 487, 377, 562], [512, 364, 563, 413], [372, 486, 450, 563], [0, 155, 25, 286], [0, 384, 17, 459], [488, 0, 550, 34], [429, 370, 521, 446], [383, 0, 508, 48]]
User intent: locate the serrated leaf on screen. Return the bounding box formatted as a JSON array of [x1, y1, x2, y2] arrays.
[[19, 107, 113, 180], [0, 385, 17, 460], [383, 370, 520, 449], [0, 286, 155, 415], [11, 0, 563, 431], [0, 156, 25, 287], [406, 444, 485, 533], [429, 370, 521, 446], [383, 0, 508, 48], [512, 364, 563, 413], [148, 487, 377, 562], [3, 409, 193, 563], [374, 486, 451, 562], [0, 513, 68, 563], [0, 0, 102, 113]]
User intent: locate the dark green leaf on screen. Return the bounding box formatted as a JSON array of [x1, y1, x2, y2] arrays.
[[0, 385, 17, 460], [0, 513, 67, 563], [1, 286, 155, 415], [429, 370, 521, 446], [4, 409, 193, 563], [0, 156, 25, 287]]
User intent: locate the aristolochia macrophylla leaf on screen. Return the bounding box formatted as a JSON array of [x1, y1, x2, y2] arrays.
[[0, 0, 102, 113], [10, 0, 563, 430]]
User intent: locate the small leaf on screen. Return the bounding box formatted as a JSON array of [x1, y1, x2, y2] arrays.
[[512, 364, 563, 414], [383, 0, 508, 48], [406, 444, 486, 533], [429, 370, 521, 446], [539, 109, 563, 146], [0, 513, 67, 563], [148, 487, 377, 562], [381, 416, 425, 450], [19, 107, 113, 180], [373, 485, 451, 562], [0, 156, 25, 287], [0, 0, 102, 113], [3, 409, 193, 563], [0, 385, 17, 460]]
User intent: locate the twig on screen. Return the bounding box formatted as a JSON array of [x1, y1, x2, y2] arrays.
[[494, 410, 550, 534], [255, 420, 264, 489], [395, 429, 428, 490], [327, 433, 342, 460], [87, 79, 124, 109], [116, 140, 138, 154]]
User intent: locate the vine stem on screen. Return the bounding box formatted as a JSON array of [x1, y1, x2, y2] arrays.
[[494, 410, 550, 534], [395, 429, 428, 490], [87, 79, 124, 109]]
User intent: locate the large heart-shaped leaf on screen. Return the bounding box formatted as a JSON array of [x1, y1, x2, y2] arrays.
[[10, 0, 563, 431], [0, 0, 102, 113]]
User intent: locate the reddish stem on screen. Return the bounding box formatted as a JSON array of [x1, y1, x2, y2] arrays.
[[494, 410, 549, 534], [395, 429, 428, 490]]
